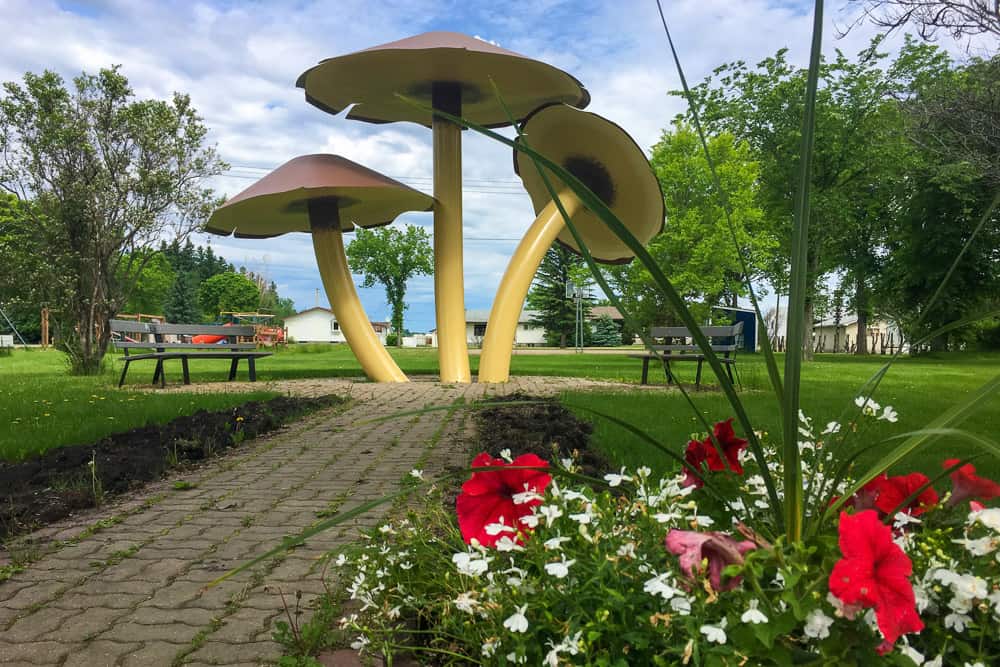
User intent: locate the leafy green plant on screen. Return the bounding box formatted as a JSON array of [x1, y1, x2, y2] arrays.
[[272, 589, 344, 663]]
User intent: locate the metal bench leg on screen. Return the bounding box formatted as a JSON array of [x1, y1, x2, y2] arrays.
[[119, 359, 130, 388], [248, 357, 257, 382], [152, 359, 164, 387], [181, 357, 190, 385], [726, 362, 735, 384], [696, 359, 703, 388], [640, 357, 650, 385], [663, 359, 673, 385], [228, 358, 239, 381]]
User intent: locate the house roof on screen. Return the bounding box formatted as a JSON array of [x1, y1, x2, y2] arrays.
[[285, 307, 387, 329], [464, 309, 540, 324], [590, 305, 623, 320], [284, 307, 334, 320]]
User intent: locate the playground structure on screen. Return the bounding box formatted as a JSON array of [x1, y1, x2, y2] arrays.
[[209, 31, 664, 383], [220, 312, 287, 347]]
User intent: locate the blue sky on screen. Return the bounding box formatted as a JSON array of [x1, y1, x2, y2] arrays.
[[0, 0, 964, 331]]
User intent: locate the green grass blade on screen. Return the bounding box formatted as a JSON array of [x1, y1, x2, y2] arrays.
[[781, 0, 825, 542], [653, 0, 784, 411]]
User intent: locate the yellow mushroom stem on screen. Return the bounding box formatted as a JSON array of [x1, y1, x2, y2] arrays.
[[311, 220, 409, 383], [478, 190, 583, 383], [432, 113, 471, 383]]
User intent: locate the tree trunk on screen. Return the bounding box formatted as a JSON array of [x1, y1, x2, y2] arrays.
[[855, 278, 869, 355], [802, 298, 815, 361]]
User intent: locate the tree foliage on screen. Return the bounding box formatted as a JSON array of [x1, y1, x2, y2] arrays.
[[0, 67, 225, 373], [590, 314, 621, 347], [345, 225, 433, 343], [121, 252, 175, 315], [526, 245, 593, 348], [197, 272, 260, 320], [683, 38, 952, 356], [164, 272, 202, 324], [608, 124, 773, 332]]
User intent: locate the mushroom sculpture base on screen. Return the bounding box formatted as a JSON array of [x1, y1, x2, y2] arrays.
[[311, 222, 409, 383], [478, 191, 583, 383]]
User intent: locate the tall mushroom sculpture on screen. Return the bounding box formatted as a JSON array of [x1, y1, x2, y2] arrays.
[[477, 104, 665, 383], [296, 31, 590, 383], [205, 154, 433, 383]]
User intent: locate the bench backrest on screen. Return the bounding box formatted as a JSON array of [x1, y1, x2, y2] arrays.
[[648, 322, 744, 353], [110, 320, 257, 352]]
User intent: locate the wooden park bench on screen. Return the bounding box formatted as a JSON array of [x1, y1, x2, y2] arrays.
[[110, 320, 272, 388], [629, 322, 743, 387]]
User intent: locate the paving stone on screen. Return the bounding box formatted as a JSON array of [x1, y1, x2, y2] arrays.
[[51, 607, 128, 641], [61, 640, 140, 667], [119, 641, 187, 667], [0, 581, 66, 609], [0, 640, 71, 665], [126, 605, 220, 627], [101, 620, 199, 643], [50, 592, 148, 611], [187, 639, 282, 664], [2, 608, 83, 642]]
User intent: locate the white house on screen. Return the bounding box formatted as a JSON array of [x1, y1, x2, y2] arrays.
[[429, 309, 546, 347], [284, 307, 389, 344]]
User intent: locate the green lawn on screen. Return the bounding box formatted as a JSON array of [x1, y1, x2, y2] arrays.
[[0, 350, 275, 460], [561, 352, 1000, 479], [4, 346, 998, 477]]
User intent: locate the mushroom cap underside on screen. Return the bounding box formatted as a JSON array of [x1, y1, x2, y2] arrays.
[[205, 154, 433, 238], [514, 104, 665, 264], [297, 31, 590, 128]]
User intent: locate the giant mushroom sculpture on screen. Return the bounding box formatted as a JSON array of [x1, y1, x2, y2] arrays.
[[477, 104, 665, 383], [296, 31, 590, 383], [205, 154, 433, 383]]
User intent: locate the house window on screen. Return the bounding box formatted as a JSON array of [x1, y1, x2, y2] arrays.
[[331, 320, 340, 332], [473, 323, 487, 337]]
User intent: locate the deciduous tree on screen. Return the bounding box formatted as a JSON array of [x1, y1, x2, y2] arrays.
[[0, 67, 225, 373], [345, 224, 433, 344]]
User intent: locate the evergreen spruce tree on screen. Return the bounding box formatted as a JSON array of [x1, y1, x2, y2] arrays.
[[591, 314, 621, 347], [164, 272, 202, 323]]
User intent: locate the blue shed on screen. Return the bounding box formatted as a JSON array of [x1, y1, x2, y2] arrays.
[[712, 306, 757, 353]]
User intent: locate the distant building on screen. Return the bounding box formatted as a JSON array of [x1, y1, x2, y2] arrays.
[[284, 307, 389, 344], [429, 309, 546, 347]]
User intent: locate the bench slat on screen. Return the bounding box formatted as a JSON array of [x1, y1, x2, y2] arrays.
[[116, 342, 257, 350], [109, 319, 155, 334], [153, 324, 256, 336], [648, 344, 739, 352], [650, 322, 744, 338]]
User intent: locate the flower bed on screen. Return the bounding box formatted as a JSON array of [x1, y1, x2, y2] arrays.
[[333, 405, 1000, 665]]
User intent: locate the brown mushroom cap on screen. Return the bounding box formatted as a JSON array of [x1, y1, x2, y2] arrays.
[[205, 154, 433, 238], [514, 104, 665, 264], [296, 31, 590, 128]]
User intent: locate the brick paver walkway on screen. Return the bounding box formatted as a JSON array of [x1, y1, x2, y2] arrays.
[[0, 377, 639, 666]]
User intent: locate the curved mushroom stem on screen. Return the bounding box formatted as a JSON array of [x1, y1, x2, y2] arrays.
[[311, 221, 409, 383], [478, 190, 583, 383], [432, 84, 471, 383]]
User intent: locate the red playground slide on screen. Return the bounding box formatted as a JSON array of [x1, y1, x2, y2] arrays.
[[192, 323, 233, 344]]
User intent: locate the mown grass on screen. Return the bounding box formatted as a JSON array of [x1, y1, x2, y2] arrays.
[[0, 350, 275, 460], [562, 351, 1000, 479]]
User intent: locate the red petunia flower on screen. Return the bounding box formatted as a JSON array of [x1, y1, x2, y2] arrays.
[[842, 473, 938, 517], [681, 418, 748, 488], [872, 473, 938, 517], [456, 452, 551, 547], [829, 510, 923, 650], [944, 459, 1000, 507], [665, 529, 756, 591]]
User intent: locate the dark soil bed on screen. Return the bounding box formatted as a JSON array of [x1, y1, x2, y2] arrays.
[[0, 395, 344, 541], [474, 393, 610, 479]]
